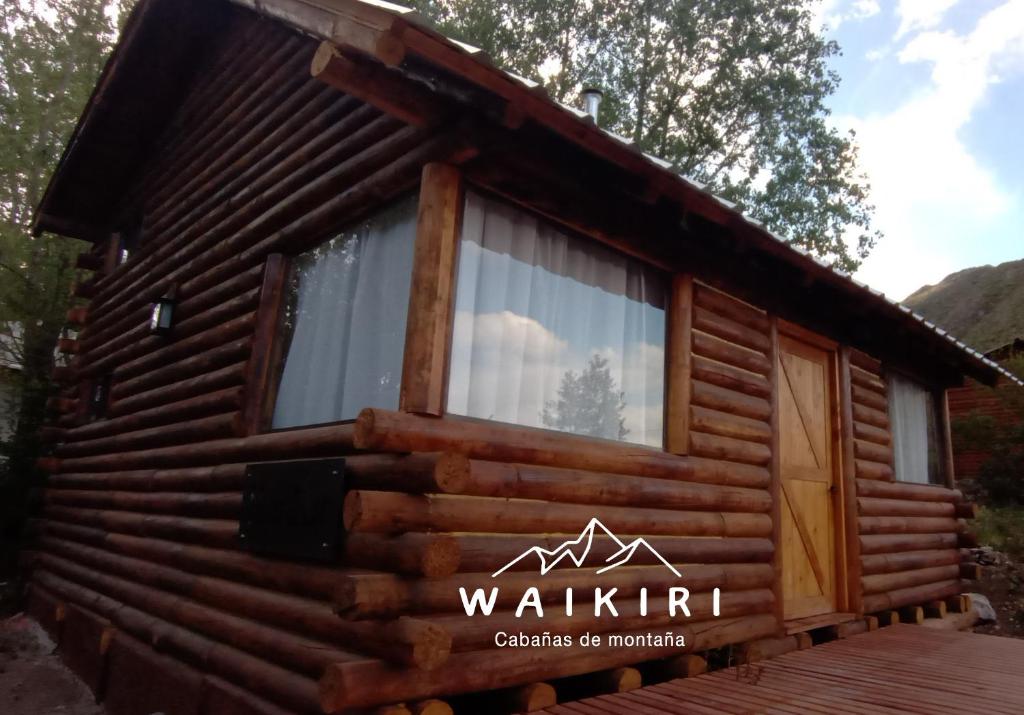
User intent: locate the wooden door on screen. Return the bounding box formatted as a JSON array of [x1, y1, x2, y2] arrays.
[[778, 334, 840, 620]]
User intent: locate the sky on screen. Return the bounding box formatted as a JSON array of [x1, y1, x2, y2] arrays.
[[814, 0, 1024, 300]]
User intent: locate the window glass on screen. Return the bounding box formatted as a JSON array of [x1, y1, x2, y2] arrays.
[[447, 191, 667, 447], [271, 197, 417, 428], [887, 372, 943, 484]]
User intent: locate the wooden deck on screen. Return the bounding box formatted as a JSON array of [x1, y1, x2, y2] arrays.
[[537, 625, 1024, 714]]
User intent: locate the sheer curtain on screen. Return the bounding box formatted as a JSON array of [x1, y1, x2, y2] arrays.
[[888, 372, 940, 484], [447, 191, 667, 447], [271, 197, 417, 428]]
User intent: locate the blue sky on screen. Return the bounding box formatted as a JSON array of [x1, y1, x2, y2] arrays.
[[815, 0, 1024, 300]]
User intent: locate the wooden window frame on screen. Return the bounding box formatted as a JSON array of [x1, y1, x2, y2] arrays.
[[884, 366, 953, 488]]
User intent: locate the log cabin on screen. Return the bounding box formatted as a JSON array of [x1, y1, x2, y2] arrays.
[[24, 0, 1024, 713]]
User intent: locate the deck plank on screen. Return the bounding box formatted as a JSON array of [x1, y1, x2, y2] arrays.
[[535, 625, 1024, 714]]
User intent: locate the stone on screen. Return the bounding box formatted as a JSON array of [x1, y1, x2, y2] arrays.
[[969, 593, 998, 624]]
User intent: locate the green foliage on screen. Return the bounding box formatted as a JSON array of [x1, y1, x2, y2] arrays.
[[542, 354, 628, 441], [412, 0, 880, 271], [0, 0, 130, 575], [974, 506, 1024, 561]]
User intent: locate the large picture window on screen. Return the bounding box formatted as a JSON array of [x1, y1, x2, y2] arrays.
[[271, 197, 417, 428], [888, 372, 944, 485], [447, 191, 667, 447]]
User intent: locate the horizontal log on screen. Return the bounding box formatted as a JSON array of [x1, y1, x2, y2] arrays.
[[32, 571, 321, 712], [692, 330, 771, 376], [51, 365, 76, 383], [861, 579, 965, 613], [44, 505, 239, 548], [112, 312, 257, 382], [849, 348, 882, 374], [334, 563, 774, 619], [431, 589, 774, 651], [35, 553, 357, 676], [692, 306, 770, 354], [49, 464, 249, 493], [689, 405, 772, 445], [343, 491, 772, 538], [46, 396, 76, 413], [859, 532, 958, 555], [108, 362, 248, 419], [345, 452, 471, 494], [858, 515, 960, 535], [56, 412, 244, 458], [319, 615, 779, 709], [850, 364, 887, 395], [853, 421, 890, 446], [857, 497, 954, 518], [856, 479, 961, 502], [955, 502, 979, 519], [854, 439, 891, 465], [860, 549, 961, 576], [352, 409, 768, 488], [37, 536, 449, 669], [454, 534, 774, 573], [861, 564, 961, 595], [852, 403, 889, 430], [456, 460, 771, 513], [852, 384, 888, 412], [342, 533, 460, 578], [52, 422, 356, 473], [855, 459, 893, 481], [690, 380, 772, 422], [44, 489, 241, 518], [109, 339, 252, 402], [692, 284, 769, 333], [690, 354, 771, 399], [689, 430, 771, 466]]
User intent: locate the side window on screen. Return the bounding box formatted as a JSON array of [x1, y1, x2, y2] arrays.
[[447, 190, 667, 447], [887, 371, 944, 485], [270, 196, 417, 428]]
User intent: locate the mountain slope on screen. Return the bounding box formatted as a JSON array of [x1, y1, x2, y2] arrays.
[[903, 258, 1024, 353]]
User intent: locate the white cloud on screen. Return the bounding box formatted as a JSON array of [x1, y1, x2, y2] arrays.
[[846, 0, 1024, 298], [895, 0, 959, 39], [814, 0, 881, 32]]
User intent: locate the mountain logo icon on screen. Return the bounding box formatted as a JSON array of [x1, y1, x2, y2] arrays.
[[491, 518, 682, 578]]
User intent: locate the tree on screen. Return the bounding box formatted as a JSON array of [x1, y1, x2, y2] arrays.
[[411, 0, 879, 272], [542, 354, 628, 441], [0, 0, 130, 577]]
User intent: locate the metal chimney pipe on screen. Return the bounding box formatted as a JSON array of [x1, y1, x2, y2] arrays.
[[582, 87, 603, 123]]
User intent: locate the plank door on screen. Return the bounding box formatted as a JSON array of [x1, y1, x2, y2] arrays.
[[778, 334, 840, 620]]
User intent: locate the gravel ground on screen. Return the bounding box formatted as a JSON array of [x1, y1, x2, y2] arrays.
[[0, 612, 105, 715]]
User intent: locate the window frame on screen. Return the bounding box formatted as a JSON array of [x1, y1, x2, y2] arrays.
[[441, 184, 674, 450], [885, 366, 953, 488]]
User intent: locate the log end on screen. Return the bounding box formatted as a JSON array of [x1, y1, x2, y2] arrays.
[[311, 41, 339, 78], [434, 453, 470, 494], [411, 699, 453, 715], [514, 682, 557, 712], [353, 408, 378, 450], [420, 535, 460, 578], [604, 666, 642, 692], [391, 617, 452, 671]]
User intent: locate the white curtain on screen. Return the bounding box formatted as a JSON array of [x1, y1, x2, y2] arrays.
[[447, 191, 667, 447], [271, 197, 417, 428], [888, 372, 937, 484]]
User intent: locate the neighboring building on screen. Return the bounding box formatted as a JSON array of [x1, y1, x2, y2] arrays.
[[24, 0, 1024, 713], [948, 338, 1024, 480], [0, 323, 24, 460]]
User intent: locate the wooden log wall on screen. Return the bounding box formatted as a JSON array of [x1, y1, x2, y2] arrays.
[[844, 350, 974, 615], [28, 9, 465, 715]]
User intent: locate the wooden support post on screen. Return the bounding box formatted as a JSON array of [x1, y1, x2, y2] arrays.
[[865, 615, 879, 631], [959, 563, 982, 580], [600, 667, 642, 693], [876, 610, 900, 627], [838, 347, 864, 616], [962, 594, 973, 613], [832, 620, 869, 639], [665, 274, 693, 454], [400, 163, 463, 416], [924, 600, 948, 619], [899, 605, 925, 624], [767, 315, 784, 630], [940, 389, 956, 489], [411, 700, 453, 715], [241, 254, 288, 434], [657, 653, 707, 679], [511, 683, 556, 712], [794, 632, 813, 649]]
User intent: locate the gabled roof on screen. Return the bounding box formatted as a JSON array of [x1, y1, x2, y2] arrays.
[[33, 0, 1023, 389]]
